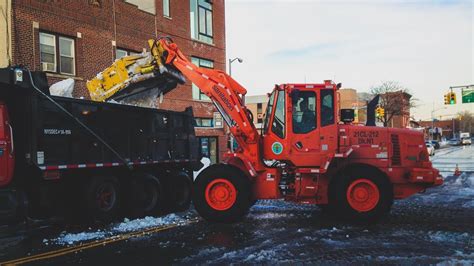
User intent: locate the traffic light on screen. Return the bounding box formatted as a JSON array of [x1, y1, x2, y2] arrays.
[[444, 93, 449, 105], [450, 92, 456, 104], [375, 106, 385, 118]]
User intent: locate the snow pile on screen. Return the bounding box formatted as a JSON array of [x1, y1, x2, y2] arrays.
[[49, 78, 74, 98], [45, 213, 189, 246], [244, 249, 278, 262], [113, 214, 183, 232], [50, 231, 106, 245]]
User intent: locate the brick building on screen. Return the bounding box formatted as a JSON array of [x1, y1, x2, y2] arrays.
[[0, 0, 227, 164], [417, 119, 460, 140], [245, 95, 269, 128]]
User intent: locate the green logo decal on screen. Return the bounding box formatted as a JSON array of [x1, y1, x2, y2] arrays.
[[272, 142, 283, 155]]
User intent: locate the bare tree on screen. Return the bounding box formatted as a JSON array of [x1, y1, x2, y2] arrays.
[[370, 81, 417, 127], [458, 110, 474, 134]]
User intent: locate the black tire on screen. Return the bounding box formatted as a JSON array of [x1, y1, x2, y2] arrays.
[[170, 171, 193, 212], [329, 167, 393, 223], [193, 164, 251, 223], [84, 176, 121, 222], [129, 174, 164, 217]]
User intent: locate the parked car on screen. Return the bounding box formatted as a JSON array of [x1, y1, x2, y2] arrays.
[[461, 137, 472, 145], [426, 140, 440, 149], [448, 139, 461, 146], [426, 143, 435, 156]]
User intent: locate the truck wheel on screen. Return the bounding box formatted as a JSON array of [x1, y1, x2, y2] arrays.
[[193, 164, 251, 223], [331, 168, 393, 223], [171, 172, 192, 212], [130, 174, 164, 217], [84, 176, 121, 222]]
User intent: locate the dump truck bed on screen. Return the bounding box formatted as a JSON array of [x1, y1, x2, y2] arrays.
[[0, 67, 199, 172]]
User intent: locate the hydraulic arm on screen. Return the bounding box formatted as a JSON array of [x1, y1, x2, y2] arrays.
[[87, 38, 262, 169]]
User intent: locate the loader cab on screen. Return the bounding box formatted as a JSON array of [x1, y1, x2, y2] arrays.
[[262, 82, 338, 167], [0, 102, 15, 187]]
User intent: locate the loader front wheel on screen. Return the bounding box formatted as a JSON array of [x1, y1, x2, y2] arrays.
[[193, 164, 251, 223]]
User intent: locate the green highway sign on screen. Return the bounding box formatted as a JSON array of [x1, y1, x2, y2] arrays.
[[462, 87, 474, 103]]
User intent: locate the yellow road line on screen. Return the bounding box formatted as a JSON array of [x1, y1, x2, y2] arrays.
[[1, 218, 200, 265]]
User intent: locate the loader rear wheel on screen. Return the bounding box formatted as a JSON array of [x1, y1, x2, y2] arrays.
[[330, 167, 392, 223], [193, 164, 251, 223]]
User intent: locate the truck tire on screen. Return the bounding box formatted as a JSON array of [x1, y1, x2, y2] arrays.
[[171, 171, 192, 212], [330, 167, 393, 223], [193, 164, 251, 223], [130, 174, 164, 217], [84, 176, 121, 222]]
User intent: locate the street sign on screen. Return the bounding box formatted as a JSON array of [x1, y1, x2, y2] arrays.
[[462, 87, 474, 103]]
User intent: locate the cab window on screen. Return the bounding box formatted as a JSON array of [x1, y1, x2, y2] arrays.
[[320, 89, 334, 126], [292, 91, 316, 133], [271, 90, 285, 138], [263, 91, 275, 134]]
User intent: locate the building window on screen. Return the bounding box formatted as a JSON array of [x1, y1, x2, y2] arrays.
[[40, 32, 75, 75], [163, 0, 170, 17], [190, 0, 213, 44], [195, 117, 213, 127], [115, 48, 140, 60], [191, 57, 213, 101], [257, 103, 262, 113], [198, 137, 218, 164], [125, 0, 156, 14]]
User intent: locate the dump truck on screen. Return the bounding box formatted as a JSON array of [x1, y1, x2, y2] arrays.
[[86, 37, 444, 223], [0, 67, 201, 224]]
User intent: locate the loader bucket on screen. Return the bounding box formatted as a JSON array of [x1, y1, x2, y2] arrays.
[[86, 52, 185, 102]]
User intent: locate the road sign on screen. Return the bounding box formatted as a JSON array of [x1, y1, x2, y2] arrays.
[[462, 87, 474, 103]]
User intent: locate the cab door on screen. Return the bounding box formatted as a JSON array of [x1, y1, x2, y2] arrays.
[[0, 103, 14, 187], [288, 89, 322, 167], [318, 89, 338, 166]]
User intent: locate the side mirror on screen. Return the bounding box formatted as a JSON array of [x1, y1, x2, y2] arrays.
[[340, 109, 355, 123]]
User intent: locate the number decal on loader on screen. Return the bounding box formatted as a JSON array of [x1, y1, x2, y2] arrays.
[[272, 142, 283, 155]]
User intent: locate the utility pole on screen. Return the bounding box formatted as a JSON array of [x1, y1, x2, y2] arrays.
[[228, 57, 243, 153]]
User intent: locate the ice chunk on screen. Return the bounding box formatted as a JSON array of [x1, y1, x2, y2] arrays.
[[49, 78, 74, 98]]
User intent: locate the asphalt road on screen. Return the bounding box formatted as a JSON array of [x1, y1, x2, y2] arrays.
[[1, 145, 473, 265]]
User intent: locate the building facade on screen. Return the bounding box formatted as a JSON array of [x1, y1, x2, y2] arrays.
[[1, 0, 227, 164]]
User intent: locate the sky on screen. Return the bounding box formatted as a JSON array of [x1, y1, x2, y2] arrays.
[[225, 0, 473, 120]]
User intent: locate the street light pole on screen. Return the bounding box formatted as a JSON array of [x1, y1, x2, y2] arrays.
[[228, 57, 243, 153]]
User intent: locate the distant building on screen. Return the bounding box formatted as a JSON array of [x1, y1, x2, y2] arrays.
[[338, 88, 367, 124], [381, 91, 412, 128], [418, 119, 460, 140], [246, 95, 269, 129]]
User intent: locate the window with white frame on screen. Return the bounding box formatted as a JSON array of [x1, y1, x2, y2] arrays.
[[195, 117, 213, 127], [116, 49, 128, 59], [163, 0, 170, 17], [190, 0, 213, 44], [40, 32, 75, 75], [191, 57, 213, 101], [115, 48, 140, 60]]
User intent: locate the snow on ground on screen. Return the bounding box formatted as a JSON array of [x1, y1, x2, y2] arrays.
[[44, 212, 192, 246]]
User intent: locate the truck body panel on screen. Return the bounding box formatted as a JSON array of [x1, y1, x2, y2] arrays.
[[0, 67, 200, 223]]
